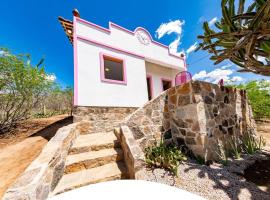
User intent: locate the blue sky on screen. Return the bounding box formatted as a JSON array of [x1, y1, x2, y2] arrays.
[[1, 0, 269, 87]]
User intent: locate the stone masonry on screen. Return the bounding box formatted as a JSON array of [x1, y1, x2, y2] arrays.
[[124, 81, 256, 161], [73, 106, 137, 133]]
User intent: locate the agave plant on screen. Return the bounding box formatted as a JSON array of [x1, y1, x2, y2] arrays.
[[197, 0, 270, 76]]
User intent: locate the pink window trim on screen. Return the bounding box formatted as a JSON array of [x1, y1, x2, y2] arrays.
[[99, 52, 127, 85], [160, 78, 173, 91], [146, 74, 154, 99]]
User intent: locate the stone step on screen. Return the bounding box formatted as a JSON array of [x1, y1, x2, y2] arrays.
[[64, 148, 124, 174], [53, 162, 127, 195], [69, 132, 120, 154]]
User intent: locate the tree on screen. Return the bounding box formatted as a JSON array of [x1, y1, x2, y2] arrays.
[[197, 0, 270, 76], [0, 48, 54, 133], [236, 80, 270, 119], [34, 86, 73, 117]]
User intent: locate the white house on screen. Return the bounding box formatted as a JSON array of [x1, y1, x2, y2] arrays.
[[59, 10, 186, 108], [59, 10, 187, 129]]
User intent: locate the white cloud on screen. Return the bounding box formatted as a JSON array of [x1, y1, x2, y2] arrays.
[[0, 50, 10, 57], [156, 20, 185, 39], [193, 68, 244, 84], [186, 42, 198, 54], [198, 16, 206, 24], [156, 18, 217, 57], [192, 70, 207, 80], [220, 63, 233, 70], [208, 17, 218, 27], [46, 74, 56, 82], [257, 56, 268, 64], [155, 20, 185, 56], [231, 76, 244, 82]]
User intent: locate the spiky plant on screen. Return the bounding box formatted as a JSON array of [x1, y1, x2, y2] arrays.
[[197, 0, 270, 76]]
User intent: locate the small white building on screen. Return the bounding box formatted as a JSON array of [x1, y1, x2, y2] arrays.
[[59, 10, 187, 130], [59, 10, 186, 108]]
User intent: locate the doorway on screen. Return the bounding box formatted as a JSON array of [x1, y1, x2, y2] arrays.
[[161, 79, 172, 91], [146, 75, 153, 100]]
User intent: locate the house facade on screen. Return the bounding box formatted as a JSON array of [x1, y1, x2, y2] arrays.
[[59, 10, 186, 130]]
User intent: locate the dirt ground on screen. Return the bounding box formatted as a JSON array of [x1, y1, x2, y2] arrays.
[[0, 115, 73, 198], [256, 119, 270, 151]]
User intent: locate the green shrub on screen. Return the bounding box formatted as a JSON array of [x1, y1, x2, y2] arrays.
[[235, 80, 270, 119], [144, 140, 187, 176], [241, 132, 266, 155], [216, 139, 230, 165], [194, 155, 206, 165], [228, 135, 242, 159], [216, 132, 266, 165]]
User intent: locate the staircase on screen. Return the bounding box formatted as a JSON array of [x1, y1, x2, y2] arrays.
[[52, 131, 128, 195]]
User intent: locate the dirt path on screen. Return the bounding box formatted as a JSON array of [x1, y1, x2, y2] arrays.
[[256, 119, 270, 151], [0, 115, 73, 198]]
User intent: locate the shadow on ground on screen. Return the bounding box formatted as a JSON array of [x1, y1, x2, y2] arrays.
[[183, 155, 270, 200], [0, 115, 73, 198], [31, 116, 73, 140]]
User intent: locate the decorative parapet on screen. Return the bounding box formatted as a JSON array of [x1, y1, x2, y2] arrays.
[[3, 121, 91, 200], [114, 126, 146, 179]]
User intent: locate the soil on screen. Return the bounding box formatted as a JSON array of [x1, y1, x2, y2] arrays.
[[256, 119, 270, 151], [244, 156, 270, 193], [0, 115, 73, 198]]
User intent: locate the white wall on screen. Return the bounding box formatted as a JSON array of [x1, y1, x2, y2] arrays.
[[145, 62, 180, 98], [76, 19, 186, 70], [75, 17, 185, 107], [77, 40, 148, 107]]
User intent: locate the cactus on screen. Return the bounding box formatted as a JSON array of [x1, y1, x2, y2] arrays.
[[197, 0, 270, 76]]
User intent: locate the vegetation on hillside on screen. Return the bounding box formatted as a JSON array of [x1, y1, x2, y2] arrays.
[[0, 48, 73, 134], [197, 0, 270, 76], [236, 80, 270, 119]]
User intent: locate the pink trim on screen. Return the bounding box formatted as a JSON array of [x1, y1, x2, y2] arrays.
[[110, 22, 134, 35], [161, 78, 173, 91], [99, 52, 127, 85], [73, 16, 78, 106], [75, 17, 185, 62], [77, 18, 111, 34], [78, 35, 144, 59], [146, 74, 154, 99]]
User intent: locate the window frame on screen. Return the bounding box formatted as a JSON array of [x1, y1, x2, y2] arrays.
[[99, 52, 127, 85]]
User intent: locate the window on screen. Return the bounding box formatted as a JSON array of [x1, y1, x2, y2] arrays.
[[100, 53, 127, 85], [161, 78, 172, 91]]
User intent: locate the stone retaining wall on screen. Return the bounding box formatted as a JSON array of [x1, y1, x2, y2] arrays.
[[3, 121, 91, 200], [114, 126, 146, 179], [124, 81, 256, 161], [73, 106, 137, 133]]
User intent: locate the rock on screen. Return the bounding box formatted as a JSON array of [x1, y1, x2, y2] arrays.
[[185, 137, 196, 145], [178, 95, 190, 106], [204, 96, 213, 104]]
